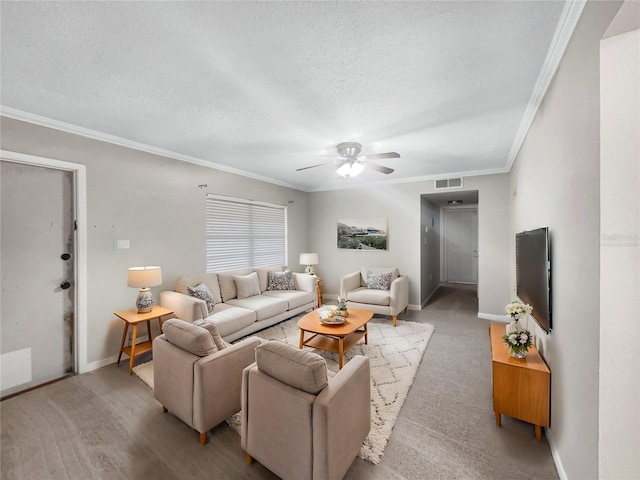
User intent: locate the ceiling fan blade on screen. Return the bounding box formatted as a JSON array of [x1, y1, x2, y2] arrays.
[[365, 163, 394, 175], [358, 152, 400, 161], [296, 161, 335, 172]]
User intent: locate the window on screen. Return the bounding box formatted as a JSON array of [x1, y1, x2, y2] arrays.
[[205, 194, 287, 272]]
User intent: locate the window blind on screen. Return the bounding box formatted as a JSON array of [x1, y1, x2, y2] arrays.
[[205, 194, 287, 272]]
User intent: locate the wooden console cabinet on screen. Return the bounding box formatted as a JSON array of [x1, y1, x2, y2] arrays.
[[490, 322, 550, 441]]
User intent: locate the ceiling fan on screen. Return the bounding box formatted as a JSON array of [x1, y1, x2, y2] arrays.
[[296, 142, 400, 180]]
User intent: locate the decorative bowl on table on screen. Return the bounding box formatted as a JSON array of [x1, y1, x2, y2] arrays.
[[320, 316, 346, 326]]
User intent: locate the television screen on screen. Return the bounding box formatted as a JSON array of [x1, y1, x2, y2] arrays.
[[516, 227, 552, 334]]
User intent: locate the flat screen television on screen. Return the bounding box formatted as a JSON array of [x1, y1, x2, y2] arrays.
[[516, 227, 552, 334]]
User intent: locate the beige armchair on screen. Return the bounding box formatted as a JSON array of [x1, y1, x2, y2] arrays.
[[339, 267, 409, 326], [153, 319, 262, 445], [241, 341, 370, 480]]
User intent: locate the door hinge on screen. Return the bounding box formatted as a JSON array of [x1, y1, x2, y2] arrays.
[[74, 220, 77, 231]]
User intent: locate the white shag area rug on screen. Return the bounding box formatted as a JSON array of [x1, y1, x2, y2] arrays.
[[133, 316, 434, 464]]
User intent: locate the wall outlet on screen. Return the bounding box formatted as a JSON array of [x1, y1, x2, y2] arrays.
[[116, 239, 130, 249]]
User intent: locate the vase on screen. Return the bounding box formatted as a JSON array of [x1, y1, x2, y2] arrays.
[[506, 319, 521, 334], [509, 348, 527, 359]]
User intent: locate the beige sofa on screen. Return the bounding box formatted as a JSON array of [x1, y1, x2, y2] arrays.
[[242, 340, 370, 480], [160, 266, 317, 342], [339, 267, 409, 327]]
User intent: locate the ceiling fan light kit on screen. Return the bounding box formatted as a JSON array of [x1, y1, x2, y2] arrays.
[[296, 142, 400, 180], [337, 161, 364, 179]]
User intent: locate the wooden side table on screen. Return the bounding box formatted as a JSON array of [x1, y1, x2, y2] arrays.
[[114, 306, 173, 374], [490, 322, 550, 440], [316, 278, 323, 307]]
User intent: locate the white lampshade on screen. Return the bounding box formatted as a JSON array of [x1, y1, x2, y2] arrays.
[[299, 253, 318, 266], [300, 253, 318, 275], [127, 266, 162, 313], [127, 266, 163, 288], [336, 162, 364, 179]]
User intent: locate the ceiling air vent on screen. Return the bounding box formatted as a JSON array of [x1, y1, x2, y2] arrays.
[[434, 177, 463, 190]]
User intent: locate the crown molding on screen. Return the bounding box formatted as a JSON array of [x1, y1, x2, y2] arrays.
[[0, 106, 305, 192], [506, 0, 587, 171]]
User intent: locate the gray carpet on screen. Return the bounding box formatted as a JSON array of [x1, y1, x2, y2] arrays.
[[0, 283, 559, 479]]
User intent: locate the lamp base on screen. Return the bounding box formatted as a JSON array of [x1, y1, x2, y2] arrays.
[[305, 265, 316, 275], [136, 288, 155, 313]]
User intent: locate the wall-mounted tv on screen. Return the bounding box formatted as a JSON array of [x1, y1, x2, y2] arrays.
[[516, 227, 552, 334]]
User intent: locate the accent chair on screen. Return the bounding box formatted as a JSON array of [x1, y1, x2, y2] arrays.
[[153, 319, 262, 445], [339, 267, 409, 326], [241, 340, 371, 480]]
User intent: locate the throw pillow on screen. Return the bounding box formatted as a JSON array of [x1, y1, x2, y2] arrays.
[[162, 319, 217, 357], [234, 272, 261, 299], [187, 283, 216, 313], [366, 271, 393, 290], [267, 269, 295, 291], [193, 319, 227, 351]]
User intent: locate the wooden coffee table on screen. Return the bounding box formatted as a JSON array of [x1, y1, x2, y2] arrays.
[[297, 308, 374, 369]]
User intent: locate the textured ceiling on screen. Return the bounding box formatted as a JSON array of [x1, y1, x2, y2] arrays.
[[1, 1, 569, 192]]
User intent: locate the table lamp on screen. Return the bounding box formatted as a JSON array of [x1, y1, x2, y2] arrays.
[[299, 253, 318, 275], [127, 266, 162, 313]]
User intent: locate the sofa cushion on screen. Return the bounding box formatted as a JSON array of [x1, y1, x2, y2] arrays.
[[234, 272, 261, 299], [227, 295, 288, 321], [206, 303, 256, 338], [162, 319, 217, 356], [218, 268, 253, 302], [360, 267, 399, 287], [187, 283, 216, 313], [366, 271, 392, 290], [267, 269, 295, 291], [262, 290, 315, 310], [347, 286, 391, 306], [175, 273, 222, 304], [193, 319, 228, 350], [255, 266, 284, 292], [256, 340, 328, 395]]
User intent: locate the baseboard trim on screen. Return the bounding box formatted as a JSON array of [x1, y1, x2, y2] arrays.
[[421, 283, 443, 309], [85, 335, 152, 372], [546, 429, 568, 480], [477, 313, 508, 322], [86, 354, 118, 372]]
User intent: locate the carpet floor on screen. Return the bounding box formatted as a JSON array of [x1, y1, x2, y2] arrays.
[[0, 283, 560, 479], [133, 316, 434, 464]]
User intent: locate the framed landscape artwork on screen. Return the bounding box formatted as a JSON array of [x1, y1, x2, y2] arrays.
[[337, 217, 388, 250]]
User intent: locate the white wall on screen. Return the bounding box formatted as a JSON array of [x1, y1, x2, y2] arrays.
[[0, 117, 310, 368], [509, 1, 623, 478], [599, 6, 639, 478], [308, 173, 510, 314]]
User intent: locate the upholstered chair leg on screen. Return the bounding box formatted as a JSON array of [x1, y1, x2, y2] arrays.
[[246, 453, 254, 465], [392, 315, 397, 327], [161, 405, 168, 413], [199, 432, 207, 445]]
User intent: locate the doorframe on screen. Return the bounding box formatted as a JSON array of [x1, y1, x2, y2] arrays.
[[1, 150, 88, 374], [441, 206, 478, 283]]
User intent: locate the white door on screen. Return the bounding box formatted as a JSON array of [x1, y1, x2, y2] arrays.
[[444, 208, 478, 283], [1, 161, 75, 397]]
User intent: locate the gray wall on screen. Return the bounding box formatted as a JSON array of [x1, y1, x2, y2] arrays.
[[307, 174, 510, 314], [0, 118, 310, 367], [508, 1, 623, 478], [420, 196, 441, 305]]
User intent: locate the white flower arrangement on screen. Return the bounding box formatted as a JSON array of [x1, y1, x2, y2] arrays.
[[502, 328, 533, 357], [505, 300, 533, 320]]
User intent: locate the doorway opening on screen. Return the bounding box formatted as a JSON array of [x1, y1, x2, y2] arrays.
[[420, 190, 479, 307]]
